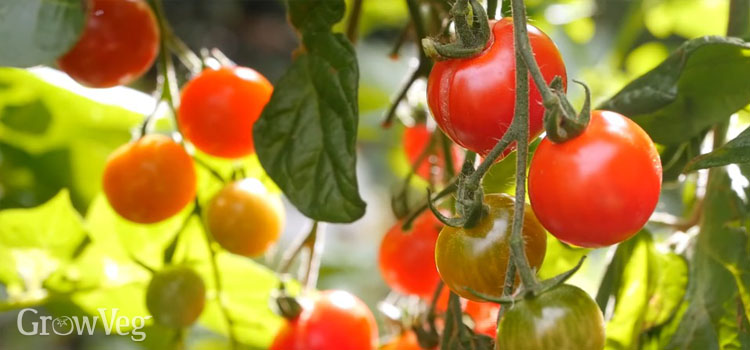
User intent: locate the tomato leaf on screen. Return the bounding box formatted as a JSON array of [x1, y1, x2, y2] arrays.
[[666, 168, 750, 349], [685, 126, 750, 171], [253, 1, 366, 223], [599, 36, 750, 145], [0, 0, 85, 67]]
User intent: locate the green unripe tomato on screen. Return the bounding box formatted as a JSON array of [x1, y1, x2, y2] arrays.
[[496, 284, 605, 350], [146, 266, 206, 328]]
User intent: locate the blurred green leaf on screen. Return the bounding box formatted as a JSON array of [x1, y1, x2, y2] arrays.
[[600, 36, 750, 145], [686, 126, 750, 171], [254, 1, 366, 223], [0, 99, 52, 135], [595, 231, 688, 350], [0, 0, 85, 67], [0, 68, 143, 211], [666, 168, 750, 349], [0, 190, 85, 303]]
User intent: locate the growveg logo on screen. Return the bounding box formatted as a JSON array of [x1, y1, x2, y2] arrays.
[[17, 308, 152, 341]]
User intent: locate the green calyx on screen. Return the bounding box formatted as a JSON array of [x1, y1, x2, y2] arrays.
[[543, 78, 592, 143], [422, 0, 492, 60]]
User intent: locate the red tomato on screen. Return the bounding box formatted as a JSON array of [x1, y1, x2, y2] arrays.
[[403, 124, 461, 181], [427, 18, 567, 158], [465, 300, 500, 337], [528, 110, 662, 248], [379, 212, 442, 298], [58, 0, 160, 88], [270, 290, 378, 350], [178, 66, 273, 158]]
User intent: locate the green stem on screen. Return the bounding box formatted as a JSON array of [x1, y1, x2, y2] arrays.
[[507, 0, 539, 291], [488, 0, 498, 20], [501, 0, 512, 18], [346, 0, 365, 43], [150, 0, 180, 126], [401, 181, 458, 230], [440, 132, 456, 183], [727, 0, 750, 38], [195, 200, 239, 350]]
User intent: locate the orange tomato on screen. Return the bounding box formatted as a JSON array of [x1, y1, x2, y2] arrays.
[[206, 179, 284, 257], [102, 134, 196, 224]]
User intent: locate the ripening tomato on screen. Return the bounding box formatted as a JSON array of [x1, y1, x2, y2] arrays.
[[465, 300, 501, 337], [206, 179, 284, 257], [178, 66, 273, 158], [379, 211, 442, 298], [270, 290, 378, 350], [58, 0, 160, 88], [146, 266, 206, 328], [435, 193, 547, 302], [528, 110, 662, 248], [102, 134, 196, 224], [403, 124, 461, 181], [495, 284, 605, 350], [427, 18, 567, 157]]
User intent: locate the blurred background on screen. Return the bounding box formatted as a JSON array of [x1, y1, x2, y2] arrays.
[[0, 0, 743, 349]]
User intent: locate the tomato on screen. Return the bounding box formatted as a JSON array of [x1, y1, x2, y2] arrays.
[[465, 300, 500, 337], [427, 18, 567, 158], [382, 331, 433, 350], [102, 134, 196, 224], [435, 193, 547, 302], [403, 124, 461, 181], [379, 211, 441, 298], [270, 290, 378, 350], [178, 66, 273, 158], [206, 178, 284, 257], [495, 284, 605, 350], [58, 0, 160, 88], [528, 110, 662, 248], [146, 266, 206, 328]]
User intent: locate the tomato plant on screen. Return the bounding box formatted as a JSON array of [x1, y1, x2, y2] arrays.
[[57, 0, 160, 88], [206, 178, 284, 257], [403, 124, 461, 181], [102, 134, 196, 224], [379, 211, 441, 298], [426, 17, 567, 157], [270, 290, 378, 350], [496, 284, 605, 350], [146, 266, 206, 328], [528, 110, 662, 247], [435, 193, 547, 301], [178, 66, 273, 159]]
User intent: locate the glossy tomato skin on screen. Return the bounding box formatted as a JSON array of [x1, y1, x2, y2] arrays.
[[403, 124, 461, 181], [178, 67, 273, 158], [496, 284, 605, 350], [58, 0, 160, 88], [379, 211, 442, 298], [435, 193, 547, 302], [102, 134, 196, 224], [427, 18, 567, 157], [146, 266, 206, 328], [206, 179, 284, 257], [528, 110, 662, 248], [270, 290, 378, 350]]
